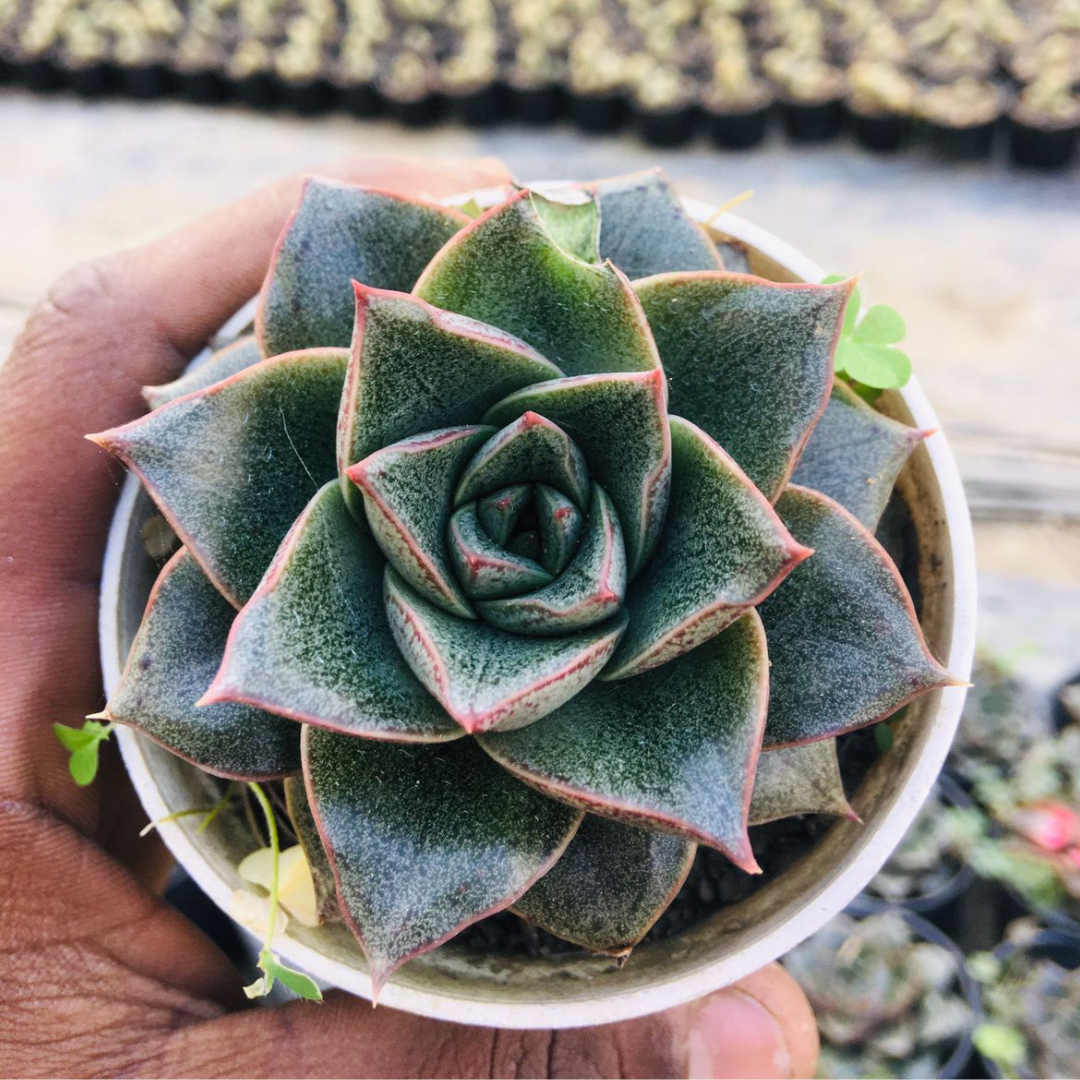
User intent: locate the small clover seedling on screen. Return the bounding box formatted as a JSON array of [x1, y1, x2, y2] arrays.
[[243, 782, 323, 1003], [54, 719, 114, 785], [823, 274, 911, 392]]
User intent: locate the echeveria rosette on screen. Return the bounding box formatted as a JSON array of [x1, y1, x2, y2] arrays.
[[90, 168, 958, 994]]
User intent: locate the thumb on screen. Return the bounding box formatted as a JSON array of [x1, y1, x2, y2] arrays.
[[155, 962, 817, 1079]]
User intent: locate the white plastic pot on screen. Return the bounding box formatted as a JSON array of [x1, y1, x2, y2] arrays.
[[101, 190, 977, 1029]]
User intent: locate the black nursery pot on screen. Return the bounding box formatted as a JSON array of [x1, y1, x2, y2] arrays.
[[386, 92, 445, 127], [338, 80, 382, 118], [1008, 118, 1079, 169], [706, 103, 771, 150], [232, 71, 283, 110], [283, 78, 337, 116], [175, 67, 231, 104], [66, 61, 117, 97], [508, 82, 565, 123], [849, 774, 977, 917], [16, 56, 66, 92], [779, 97, 845, 142], [635, 103, 699, 147], [446, 82, 506, 127], [569, 90, 626, 133], [923, 119, 999, 161], [982, 929, 1080, 1080], [849, 107, 913, 153], [119, 62, 172, 100]]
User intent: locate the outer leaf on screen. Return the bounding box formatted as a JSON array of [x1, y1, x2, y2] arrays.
[[478, 484, 532, 545], [791, 381, 928, 530], [476, 485, 626, 636], [385, 568, 628, 734], [456, 412, 591, 510], [143, 336, 263, 410], [481, 612, 769, 870], [580, 168, 723, 280], [284, 775, 340, 922], [760, 485, 956, 749], [414, 189, 662, 379], [101, 549, 300, 779], [530, 189, 601, 263], [303, 726, 582, 993], [89, 349, 347, 607], [534, 484, 583, 574], [822, 274, 861, 335], [635, 273, 853, 500], [513, 815, 695, 956], [448, 503, 554, 600], [203, 482, 462, 742], [484, 371, 671, 578], [337, 286, 562, 513], [749, 741, 857, 825], [257, 178, 467, 356], [603, 416, 809, 680], [347, 426, 494, 618]]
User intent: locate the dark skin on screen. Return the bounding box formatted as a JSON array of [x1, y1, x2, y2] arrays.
[[0, 155, 818, 1080]]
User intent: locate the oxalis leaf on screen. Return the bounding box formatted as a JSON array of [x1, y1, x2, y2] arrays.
[[513, 815, 695, 956], [414, 188, 662, 379], [303, 727, 582, 995], [822, 274, 911, 391], [100, 549, 301, 779], [258, 178, 467, 356], [480, 611, 769, 871], [54, 720, 114, 786], [791, 380, 929, 531], [204, 482, 462, 743], [635, 273, 853, 501], [89, 349, 348, 608], [759, 486, 958, 749]]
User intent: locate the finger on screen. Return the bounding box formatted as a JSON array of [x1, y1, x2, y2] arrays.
[[0, 157, 511, 835], [154, 963, 816, 1079]]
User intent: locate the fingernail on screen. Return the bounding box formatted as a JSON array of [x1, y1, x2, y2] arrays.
[[686, 989, 792, 1080]]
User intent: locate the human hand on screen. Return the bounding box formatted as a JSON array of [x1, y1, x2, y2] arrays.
[[0, 155, 818, 1079]]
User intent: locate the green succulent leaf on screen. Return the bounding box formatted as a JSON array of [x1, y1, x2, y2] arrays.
[[635, 274, 852, 500], [385, 568, 628, 734], [143, 336, 263, 410], [90, 349, 347, 607], [513, 815, 695, 956], [303, 726, 582, 992], [448, 503, 554, 600], [534, 484, 583, 575], [581, 168, 723, 280], [476, 484, 626, 635], [749, 741, 856, 825], [414, 189, 662, 379], [484, 370, 671, 578], [477, 484, 533, 545], [456, 412, 591, 511], [102, 549, 300, 779], [258, 178, 467, 356], [337, 286, 562, 513], [791, 381, 927, 531], [284, 775, 340, 922], [205, 482, 462, 743], [603, 416, 808, 681], [347, 426, 495, 618], [481, 611, 769, 869], [822, 274, 861, 335], [529, 189, 602, 263], [760, 486, 955, 749]]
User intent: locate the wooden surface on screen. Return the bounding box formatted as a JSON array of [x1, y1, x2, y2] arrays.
[[2, 86, 1079, 625]]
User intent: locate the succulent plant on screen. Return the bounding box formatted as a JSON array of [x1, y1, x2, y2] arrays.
[[89, 168, 953, 994], [785, 910, 974, 1079]]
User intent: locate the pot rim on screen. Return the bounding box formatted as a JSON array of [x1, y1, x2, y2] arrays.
[[104, 189, 977, 1029]]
